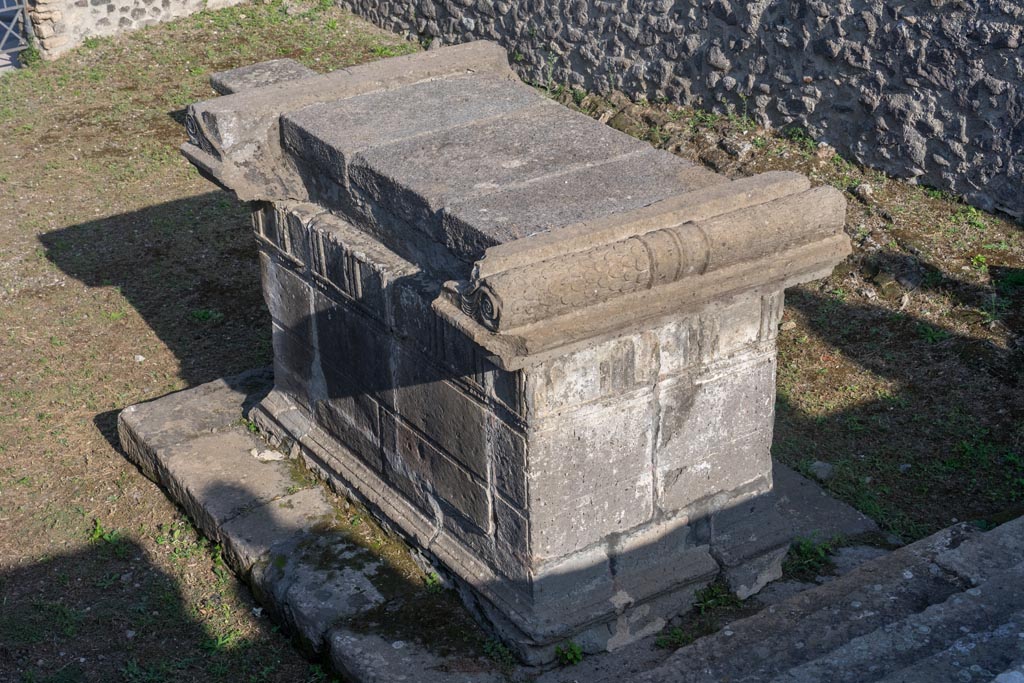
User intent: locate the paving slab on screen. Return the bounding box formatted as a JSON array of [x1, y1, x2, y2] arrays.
[[772, 462, 878, 540], [154, 430, 311, 549], [118, 366, 272, 479], [252, 532, 387, 653], [218, 487, 336, 570], [329, 629, 505, 683]]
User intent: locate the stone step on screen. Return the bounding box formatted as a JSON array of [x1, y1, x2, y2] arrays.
[[771, 561, 1024, 683], [934, 515, 1024, 586], [636, 524, 980, 683], [639, 517, 1024, 683], [874, 608, 1024, 683]]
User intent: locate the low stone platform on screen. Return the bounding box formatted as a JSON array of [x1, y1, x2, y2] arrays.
[[118, 370, 876, 680]]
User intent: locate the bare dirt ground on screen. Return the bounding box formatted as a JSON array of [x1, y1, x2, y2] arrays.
[[1, 7, 1021, 682]]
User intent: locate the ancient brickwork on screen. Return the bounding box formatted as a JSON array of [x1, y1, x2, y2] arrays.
[[340, 0, 1024, 218]]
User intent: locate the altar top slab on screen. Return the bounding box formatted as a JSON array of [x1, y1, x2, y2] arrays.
[[281, 71, 721, 263], [183, 42, 724, 266]]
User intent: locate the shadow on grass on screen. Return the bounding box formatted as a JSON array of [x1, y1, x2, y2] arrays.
[[38, 191, 272, 447], [0, 534, 333, 683], [773, 269, 1024, 539]]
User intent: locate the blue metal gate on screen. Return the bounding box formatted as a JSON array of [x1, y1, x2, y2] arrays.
[[0, 0, 29, 55]]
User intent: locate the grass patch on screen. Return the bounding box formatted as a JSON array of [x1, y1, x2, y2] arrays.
[[655, 581, 753, 650], [782, 536, 838, 581]]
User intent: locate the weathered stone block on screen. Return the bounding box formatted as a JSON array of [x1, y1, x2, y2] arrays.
[[390, 346, 490, 479], [313, 390, 382, 473], [528, 393, 656, 560], [442, 148, 722, 247], [260, 249, 312, 335], [613, 517, 698, 596], [525, 331, 659, 416], [210, 58, 316, 95], [379, 408, 490, 532], [348, 100, 644, 260], [270, 322, 316, 409], [487, 414, 527, 508], [702, 294, 765, 360], [532, 544, 615, 615], [312, 289, 393, 400], [655, 352, 776, 512], [281, 72, 539, 189]]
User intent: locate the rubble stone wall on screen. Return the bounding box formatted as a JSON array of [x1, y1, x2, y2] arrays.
[[27, 0, 241, 59], [340, 0, 1024, 218]]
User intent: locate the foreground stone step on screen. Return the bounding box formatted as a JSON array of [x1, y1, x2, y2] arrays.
[[993, 657, 1024, 683], [637, 525, 980, 682], [772, 561, 1024, 682], [118, 371, 505, 682], [874, 607, 1024, 683], [639, 517, 1024, 683], [934, 515, 1024, 586]]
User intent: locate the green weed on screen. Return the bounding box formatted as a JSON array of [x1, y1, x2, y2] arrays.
[[784, 127, 817, 154], [655, 625, 693, 649], [693, 581, 741, 614], [955, 205, 987, 231], [482, 638, 516, 671], [917, 324, 950, 344], [782, 536, 836, 581], [189, 308, 224, 323], [203, 628, 241, 652], [555, 640, 583, 666], [423, 571, 443, 593]]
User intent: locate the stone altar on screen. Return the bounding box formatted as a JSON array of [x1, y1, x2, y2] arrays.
[[181, 42, 850, 662]]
